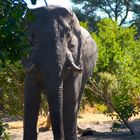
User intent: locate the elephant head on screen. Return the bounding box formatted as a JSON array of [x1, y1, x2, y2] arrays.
[[24, 6, 82, 74]]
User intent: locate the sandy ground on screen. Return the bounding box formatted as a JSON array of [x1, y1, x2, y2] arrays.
[[2, 112, 140, 140]]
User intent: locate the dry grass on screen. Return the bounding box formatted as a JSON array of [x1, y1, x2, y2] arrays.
[[7, 106, 140, 130]]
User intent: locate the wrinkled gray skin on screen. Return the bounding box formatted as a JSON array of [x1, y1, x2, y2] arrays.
[[23, 6, 97, 140]]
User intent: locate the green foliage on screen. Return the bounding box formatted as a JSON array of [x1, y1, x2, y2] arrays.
[[80, 22, 89, 30], [92, 18, 137, 73], [0, 119, 9, 138], [0, 1, 33, 117], [84, 18, 140, 134], [110, 122, 122, 132], [96, 72, 139, 122], [94, 104, 107, 113], [0, 0, 30, 67], [0, 63, 24, 116], [0, 120, 6, 136], [112, 93, 138, 121]]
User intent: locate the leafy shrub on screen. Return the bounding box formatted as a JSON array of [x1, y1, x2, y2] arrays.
[[83, 18, 140, 134], [0, 0, 30, 67], [86, 73, 138, 134], [0, 119, 9, 139], [94, 104, 107, 113], [0, 0, 31, 116], [0, 63, 24, 116]]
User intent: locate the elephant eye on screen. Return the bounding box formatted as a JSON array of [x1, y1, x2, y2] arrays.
[[69, 44, 75, 52]]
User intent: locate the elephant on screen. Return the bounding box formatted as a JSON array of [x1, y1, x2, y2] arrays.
[[23, 5, 97, 140]]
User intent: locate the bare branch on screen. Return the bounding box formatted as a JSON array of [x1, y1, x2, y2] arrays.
[[97, 0, 112, 18], [44, 0, 48, 6], [120, 1, 130, 25], [86, 79, 135, 135], [106, 0, 115, 13]]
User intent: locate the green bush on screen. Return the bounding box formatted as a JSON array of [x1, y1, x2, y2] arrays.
[[83, 18, 140, 134], [0, 63, 24, 116], [0, 0, 30, 116], [0, 118, 9, 139], [0, 0, 30, 67]]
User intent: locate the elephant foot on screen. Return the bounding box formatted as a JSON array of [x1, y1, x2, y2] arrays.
[[23, 131, 38, 140]]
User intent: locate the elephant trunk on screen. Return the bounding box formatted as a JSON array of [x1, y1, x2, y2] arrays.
[[44, 73, 64, 139]]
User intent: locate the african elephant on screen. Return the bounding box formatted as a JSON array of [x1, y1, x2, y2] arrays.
[[23, 5, 97, 140]]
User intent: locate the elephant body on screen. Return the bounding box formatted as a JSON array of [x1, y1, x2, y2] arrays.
[[23, 5, 97, 140]]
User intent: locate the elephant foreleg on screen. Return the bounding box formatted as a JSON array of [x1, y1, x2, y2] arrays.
[[23, 74, 41, 140]]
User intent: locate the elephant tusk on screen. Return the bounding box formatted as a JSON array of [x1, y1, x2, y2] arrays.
[[24, 63, 35, 73], [70, 61, 83, 72], [65, 48, 82, 72]]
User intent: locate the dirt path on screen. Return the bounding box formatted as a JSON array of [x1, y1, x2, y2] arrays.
[[5, 113, 140, 140]]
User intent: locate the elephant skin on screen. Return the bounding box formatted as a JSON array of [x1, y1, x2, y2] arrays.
[[23, 5, 97, 140]]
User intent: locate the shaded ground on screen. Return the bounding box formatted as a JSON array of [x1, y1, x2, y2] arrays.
[[3, 112, 140, 140]]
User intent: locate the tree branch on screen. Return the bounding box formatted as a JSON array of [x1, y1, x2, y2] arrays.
[[87, 79, 135, 135], [97, 0, 112, 18], [120, 1, 130, 25], [106, 0, 115, 13], [44, 0, 48, 6]]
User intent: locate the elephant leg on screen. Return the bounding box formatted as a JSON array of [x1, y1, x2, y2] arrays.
[[23, 74, 41, 140], [63, 73, 82, 140]]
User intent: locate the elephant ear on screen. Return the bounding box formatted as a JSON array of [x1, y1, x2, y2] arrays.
[[57, 8, 82, 40], [68, 10, 84, 67], [69, 10, 81, 35], [56, 9, 83, 72], [69, 10, 83, 52]]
